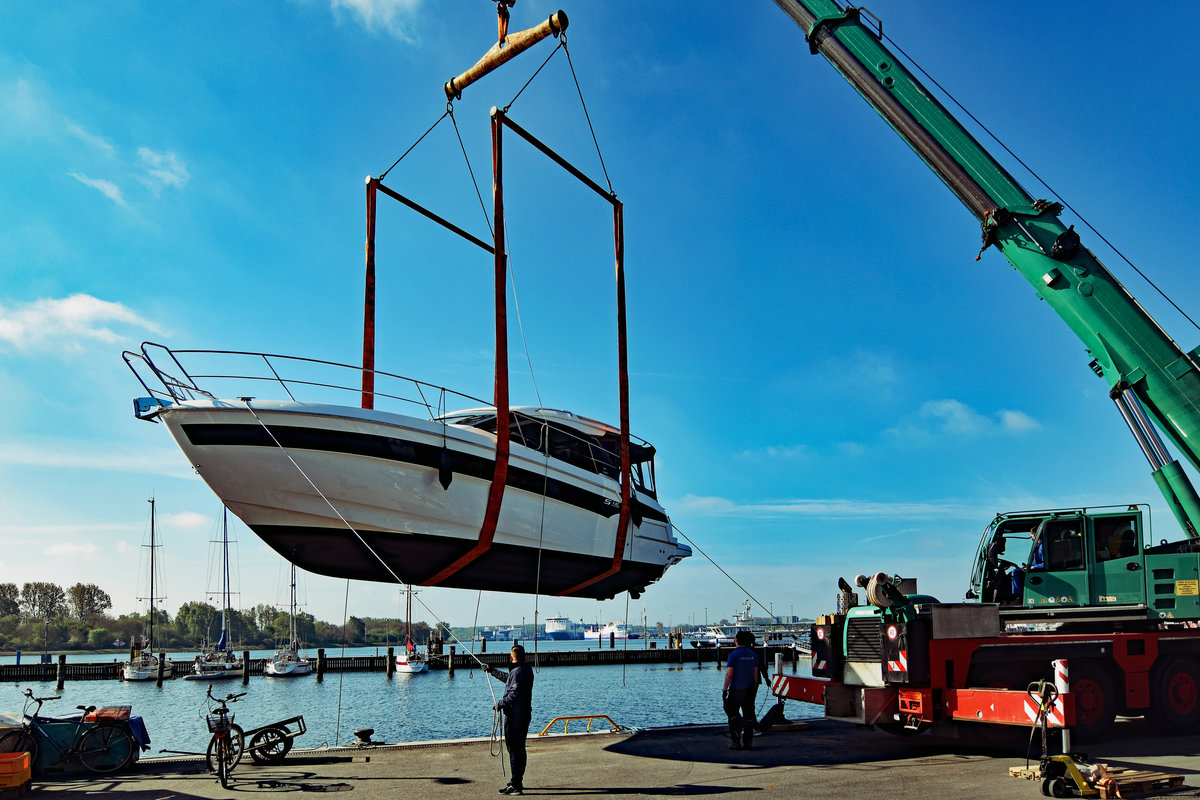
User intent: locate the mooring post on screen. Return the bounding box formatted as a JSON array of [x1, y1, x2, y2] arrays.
[[609, 631, 615, 649], [316, 648, 325, 681], [56, 654, 66, 691], [481, 637, 487, 653], [449, 645, 456, 676], [775, 652, 783, 678], [157, 653, 165, 687], [386, 647, 394, 679], [242, 650, 250, 684]]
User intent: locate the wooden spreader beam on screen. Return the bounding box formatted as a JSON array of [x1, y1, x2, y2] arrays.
[[444, 10, 569, 101]]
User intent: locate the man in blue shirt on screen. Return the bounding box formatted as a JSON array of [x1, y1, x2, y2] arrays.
[[488, 644, 535, 794], [723, 630, 767, 750]]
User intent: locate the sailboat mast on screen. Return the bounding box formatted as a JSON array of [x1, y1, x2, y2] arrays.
[[221, 507, 230, 647], [290, 563, 298, 647], [148, 497, 155, 650]]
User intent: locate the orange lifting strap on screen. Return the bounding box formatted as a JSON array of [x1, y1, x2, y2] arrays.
[[361, 7, 632, 595]]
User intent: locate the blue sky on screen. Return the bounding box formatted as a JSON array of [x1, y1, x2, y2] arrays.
[[4, 0, 1200, 635]]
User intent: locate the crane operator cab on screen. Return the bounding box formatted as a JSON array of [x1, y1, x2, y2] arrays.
[[967, 507, 1147, 610]]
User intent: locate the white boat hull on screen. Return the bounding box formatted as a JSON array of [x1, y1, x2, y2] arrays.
[[121, 657, 174, 681], [395, 656, 428, 674], [156, 400, 689, 600], [264, 657, 313, 677]]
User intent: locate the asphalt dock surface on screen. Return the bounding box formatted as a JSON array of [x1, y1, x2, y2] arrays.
[[26, 718, 1200, 799]]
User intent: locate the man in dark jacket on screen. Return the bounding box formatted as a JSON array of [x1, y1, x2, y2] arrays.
[[487, 644, 534, 795], [723, 630, 768, 750]]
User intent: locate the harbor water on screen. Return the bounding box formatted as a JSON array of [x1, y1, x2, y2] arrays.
[[0, 641, 818, 756]]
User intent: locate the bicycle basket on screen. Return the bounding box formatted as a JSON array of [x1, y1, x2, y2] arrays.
[[206, 712, 234, 733]]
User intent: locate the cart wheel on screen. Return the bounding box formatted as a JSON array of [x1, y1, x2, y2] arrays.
[[249, 726, 292, 764], [1040, 776, 1070, 798]]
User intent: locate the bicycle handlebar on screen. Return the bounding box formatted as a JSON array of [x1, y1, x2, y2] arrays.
[[206, 685, 247, 704]]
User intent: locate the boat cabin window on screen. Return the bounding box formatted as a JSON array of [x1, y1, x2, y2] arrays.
[[632, 461, 656, 498], [448, 411, 657, 495]]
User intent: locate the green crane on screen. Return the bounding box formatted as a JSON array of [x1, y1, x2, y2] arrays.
[[775, 0, 1200, 621]]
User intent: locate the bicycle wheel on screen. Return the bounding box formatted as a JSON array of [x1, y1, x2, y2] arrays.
[[218, 739, 229, 788], [78, 723, 136, 773], [0, 729, 39, 771], [248, 726, 292, 764], [205, 724, 245, 775]]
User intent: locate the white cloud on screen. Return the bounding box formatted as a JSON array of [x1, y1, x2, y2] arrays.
[[885, 399, 1041, 442], [44, 542, 99, 558], [999, 409, 1041, 432], [0, 442, 193, 479], [0, 77, 49, 134], [0, 294, 163, 352], [921, 399, 989, 435], [67, 172, 126, 206], [328, 0, 422, 40], [161, 511, 211, 530], [137, 147, 190, 190], [677, 494, 981, 519], [67, 123, 116, 158], [116, 541, 139, 555], [737, 443, 810, 460]]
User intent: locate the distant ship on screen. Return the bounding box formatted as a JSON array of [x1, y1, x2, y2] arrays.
[[544, 615, 580, 641]]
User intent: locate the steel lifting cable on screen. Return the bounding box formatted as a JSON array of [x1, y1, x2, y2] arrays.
[[378, 108, 451, 182], [885, 34, 1200, 334], [240, 403, 502, 712], [503, 37, 565, 114], [562, 38, 613, 195], [671, 523, 779, 624]]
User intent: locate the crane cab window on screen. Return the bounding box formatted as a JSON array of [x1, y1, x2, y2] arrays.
[[1094, 515, 1139, 561], [1037, 520, 1085, 571]]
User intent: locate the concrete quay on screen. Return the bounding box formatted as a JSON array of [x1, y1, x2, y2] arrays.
[[27, 718, 1200, 799]]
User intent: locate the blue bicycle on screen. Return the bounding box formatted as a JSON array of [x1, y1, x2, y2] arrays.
[[0, 689, 136, 774]]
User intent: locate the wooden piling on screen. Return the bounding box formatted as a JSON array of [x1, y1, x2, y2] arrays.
[[156, 653, 165, 687], [386, 647, 394, 679], [242, 650, 250, 684], [609, 631, 615, 649], [56, 654, 66, 691], [449, 646, 456, 677], [316, 648, 325, 681]]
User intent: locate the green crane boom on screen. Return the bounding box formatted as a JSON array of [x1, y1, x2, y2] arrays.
[[774, 0, 1200, 537]]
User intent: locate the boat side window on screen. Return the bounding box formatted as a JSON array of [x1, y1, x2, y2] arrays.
[[543, 425, 617, 479]]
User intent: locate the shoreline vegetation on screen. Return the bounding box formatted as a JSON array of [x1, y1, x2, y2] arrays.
[[0, 580, 438, 655]]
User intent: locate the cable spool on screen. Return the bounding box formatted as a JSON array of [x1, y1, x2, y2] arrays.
[[866, 572, 896, 608]]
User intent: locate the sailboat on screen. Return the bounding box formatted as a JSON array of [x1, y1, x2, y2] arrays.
[[122, 498, 175, 681], [264, 563, 312, 677], [184, 508, 244, 680], [394, 586, 428, 674]]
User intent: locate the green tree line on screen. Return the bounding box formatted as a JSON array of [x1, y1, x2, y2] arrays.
[[0, 582, 433, 653]]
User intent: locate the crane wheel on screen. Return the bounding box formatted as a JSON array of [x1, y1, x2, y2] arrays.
[[1070, 662, 1116, 742], [1150, 657, 1200, 733]]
